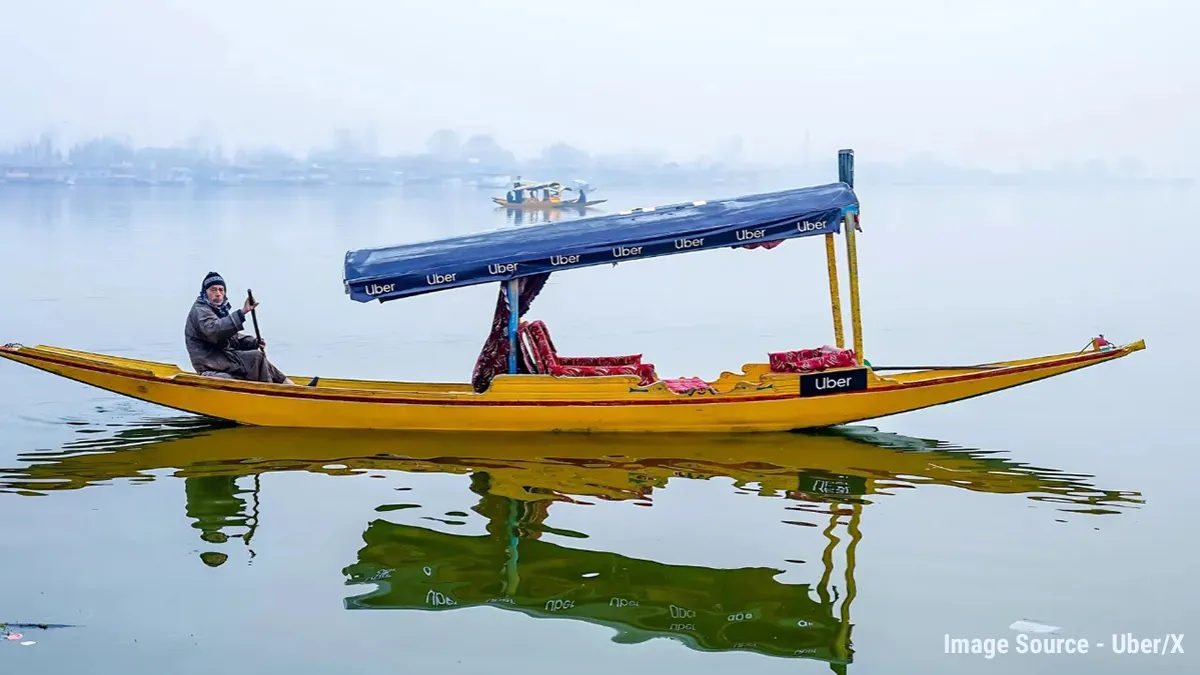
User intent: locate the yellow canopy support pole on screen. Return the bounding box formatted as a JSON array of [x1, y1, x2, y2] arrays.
[[837, 149, 863, 363], [844, 213, 863, 361], [825, 233, 845, 349]]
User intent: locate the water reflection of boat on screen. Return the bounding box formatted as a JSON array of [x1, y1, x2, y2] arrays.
[[498, 202, 594, 226], [0, 420, 1142, 670], [0, 420, 1143, 512]]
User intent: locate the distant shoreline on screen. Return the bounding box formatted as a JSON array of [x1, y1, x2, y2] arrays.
[[3, 131, 1191, 192], [0, 168, 1190, 191]]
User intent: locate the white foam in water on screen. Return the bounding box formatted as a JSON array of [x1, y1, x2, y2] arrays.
[[1010, 619, 1061, 633]]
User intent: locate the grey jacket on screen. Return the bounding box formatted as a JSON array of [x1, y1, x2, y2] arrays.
[[184, 296, 259, 374]]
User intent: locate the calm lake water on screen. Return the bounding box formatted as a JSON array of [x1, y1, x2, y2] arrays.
[[0, 177, 1196, 673]]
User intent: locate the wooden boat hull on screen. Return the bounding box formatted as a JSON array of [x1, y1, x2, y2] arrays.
[[0, 339, 1144, 432], [491, 197, 607, 209]]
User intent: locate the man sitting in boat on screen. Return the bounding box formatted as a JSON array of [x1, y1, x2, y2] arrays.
[[184, 272, 296, 385]]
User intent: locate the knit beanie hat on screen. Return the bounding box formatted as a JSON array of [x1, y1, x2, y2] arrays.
[[202, 272, 226, 292]]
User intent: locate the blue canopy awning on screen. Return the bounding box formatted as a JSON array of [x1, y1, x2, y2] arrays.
[[342, 182, 858, 303]]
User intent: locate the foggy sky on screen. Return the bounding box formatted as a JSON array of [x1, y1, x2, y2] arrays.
[[2, 0, 1197, 174]]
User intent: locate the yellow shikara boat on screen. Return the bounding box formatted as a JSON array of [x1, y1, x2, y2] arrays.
[[0, 150, 1144, 432]]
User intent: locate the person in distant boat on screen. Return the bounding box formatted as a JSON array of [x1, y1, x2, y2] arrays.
[[184, 272, 296, 385]]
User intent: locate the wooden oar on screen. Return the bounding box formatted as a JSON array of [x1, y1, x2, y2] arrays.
[[247, 289, 263, 353]]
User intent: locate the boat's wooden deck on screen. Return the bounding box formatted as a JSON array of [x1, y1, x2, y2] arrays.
[[24, 345, 478, 394], [876, 348, 1113, 385]]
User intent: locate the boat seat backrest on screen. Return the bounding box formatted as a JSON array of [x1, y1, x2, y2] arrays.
[[519, 320, 557, 372], [517, 322, 547, 374], [525, 319, 644, 367], [532, 319, 561, 357], [518, 320, 658, 385]]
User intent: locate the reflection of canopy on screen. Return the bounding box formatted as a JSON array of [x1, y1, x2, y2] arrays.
[[338, 471, 857, 664], [343, 516, 850, 661]]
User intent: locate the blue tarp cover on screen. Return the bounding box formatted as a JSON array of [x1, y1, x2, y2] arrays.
[[343, 182, 858, 303]]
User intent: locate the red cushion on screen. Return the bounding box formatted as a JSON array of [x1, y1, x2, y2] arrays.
[[558, 354, 643, 366], [526, 320, 559, 368], [768, 346, 859, 373], [517, 323, 548, 373], [660, 377, 717, 394], [548, 362, 658, 386]]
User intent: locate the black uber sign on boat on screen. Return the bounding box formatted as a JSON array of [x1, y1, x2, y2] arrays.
[[799, 368, 868, 397]]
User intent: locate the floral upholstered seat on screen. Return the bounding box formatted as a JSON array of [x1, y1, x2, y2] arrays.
[[526, 320, 644, 366], [519, 320, 658, 385], [658, 376, 718, 394], [768, 346, 859, 373]]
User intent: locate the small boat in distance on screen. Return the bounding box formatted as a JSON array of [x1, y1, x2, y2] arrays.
[[492, 178, 607, 208], [0, 149, 1144, 432]]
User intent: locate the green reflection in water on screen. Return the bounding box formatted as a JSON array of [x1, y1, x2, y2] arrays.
[[0, 418, 1144, 670], [344, 468, 861, 665]]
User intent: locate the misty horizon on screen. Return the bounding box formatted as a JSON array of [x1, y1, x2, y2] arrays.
[[3, 0, 1197, 178], [2, 128, 1189, 188]]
